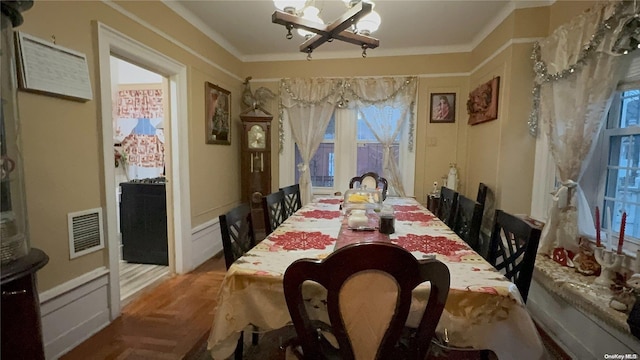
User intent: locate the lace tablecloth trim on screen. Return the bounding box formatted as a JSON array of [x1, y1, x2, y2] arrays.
[[533, 254, 630, 334]]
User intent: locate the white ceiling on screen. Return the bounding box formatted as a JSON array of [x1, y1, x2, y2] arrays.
[[163, 0, 552, 62]]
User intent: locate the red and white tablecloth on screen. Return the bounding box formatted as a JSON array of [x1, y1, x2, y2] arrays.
[[208, 197, 544, 359]]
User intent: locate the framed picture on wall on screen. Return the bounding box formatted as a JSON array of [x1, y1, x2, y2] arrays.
[[205, 82, 231, 145], [467, 76, 500, 126], [430, 93, 456, 123]]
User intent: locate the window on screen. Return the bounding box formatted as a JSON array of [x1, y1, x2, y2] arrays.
[[283, 106, 414, 196], [294, 117, 335, 187], [603, 89, 640, 240], [532, 57, 640, 253], [356, 109, 400, 177]]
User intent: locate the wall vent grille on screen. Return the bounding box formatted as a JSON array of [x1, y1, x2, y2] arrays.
[[68, 208, 104, 259]]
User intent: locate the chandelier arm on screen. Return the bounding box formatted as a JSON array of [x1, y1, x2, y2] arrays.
[[273, 1, 378, 55], [299, 31, 378, 53]]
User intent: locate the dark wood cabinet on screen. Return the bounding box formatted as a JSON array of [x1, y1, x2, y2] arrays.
[[240, 107, 273, 240], [1, 248, 48, 360], [120, 182, 168, 265]]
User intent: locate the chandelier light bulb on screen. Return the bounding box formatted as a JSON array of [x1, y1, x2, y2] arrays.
[[356, 9, 381, 35], [297, 6, 323, 38], [273, 0, 306, 14]]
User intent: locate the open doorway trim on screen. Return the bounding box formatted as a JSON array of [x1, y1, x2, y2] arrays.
[[96, 22, 192, 320]]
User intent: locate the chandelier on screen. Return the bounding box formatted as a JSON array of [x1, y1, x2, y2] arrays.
[[272, 0, 381, 60]]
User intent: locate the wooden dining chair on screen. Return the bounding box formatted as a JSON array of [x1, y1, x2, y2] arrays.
[[476, 183, 488, 209], [219, 203, 256, 270], [219, 203, 258, 359], [436, 187, 458, 227], [451, 195, 483, 253], [349, 172, 389, 200], [279, 184, 302, 218], [283, 242, 450, 360], [262, 190, 287, 235], [487, 210, 542, 303]]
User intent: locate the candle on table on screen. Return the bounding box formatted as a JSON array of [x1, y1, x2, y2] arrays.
[[618, 211, 627, 255], [595, 206, 601, 247]]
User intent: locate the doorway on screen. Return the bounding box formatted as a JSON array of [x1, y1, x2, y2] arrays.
[[110, 57, 170, 305], [97, 22, 192, 320]]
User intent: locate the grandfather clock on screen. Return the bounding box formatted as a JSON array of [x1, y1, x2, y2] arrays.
[[240, 106, 273, 240]]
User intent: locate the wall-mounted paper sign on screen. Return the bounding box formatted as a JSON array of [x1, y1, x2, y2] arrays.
[[15, 31, 92, 101]]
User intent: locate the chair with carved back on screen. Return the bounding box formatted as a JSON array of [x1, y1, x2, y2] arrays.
[[437, 187, 458, 227], [487, 209, 542, 303], [279, 184, 302, 218], [349, 172, 389, 200], [219, 203, 258, 359], [451, 195, 483, 253], [262, 190, 287, 235], [283, 242, 450, 360]]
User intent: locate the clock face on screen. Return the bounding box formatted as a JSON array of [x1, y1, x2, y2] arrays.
[[248, 125, 266, 149]]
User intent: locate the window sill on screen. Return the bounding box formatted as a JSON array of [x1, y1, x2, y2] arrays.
[[532, 254, 631, 334]]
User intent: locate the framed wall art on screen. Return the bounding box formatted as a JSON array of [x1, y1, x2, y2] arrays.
[[205, 81, 231, 145], [467, 76, 500, 126], [430, 93, 456, 123]]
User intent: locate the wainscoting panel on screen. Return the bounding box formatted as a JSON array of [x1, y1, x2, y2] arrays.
[[38, 220, 222, 359], [40, 268, 110, 359], [191, 218, 222, 269]]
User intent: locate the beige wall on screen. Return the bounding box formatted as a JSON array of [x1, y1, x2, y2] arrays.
[[13, 0, 592, 292], [18, 0, 244, 291]]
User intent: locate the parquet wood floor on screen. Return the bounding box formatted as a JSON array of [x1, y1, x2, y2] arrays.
[[61, 254, 226, 360]]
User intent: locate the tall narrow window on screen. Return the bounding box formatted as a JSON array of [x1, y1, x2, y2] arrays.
[[294, 116, 335, 188], [356, 109, 400, 176], [604, 89, 640, 239]]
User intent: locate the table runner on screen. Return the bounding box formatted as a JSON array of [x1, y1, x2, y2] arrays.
[[208, 196, 544, 359]]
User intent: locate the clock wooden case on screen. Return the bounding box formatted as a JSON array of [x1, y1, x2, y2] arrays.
[[240, 106, 273, 240]]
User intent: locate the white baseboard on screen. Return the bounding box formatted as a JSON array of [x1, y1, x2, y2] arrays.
[[528, 279, 640, 359], [38, 221, 222, 359], [191, 218, 222, 269], [40, 267, 111, 359]]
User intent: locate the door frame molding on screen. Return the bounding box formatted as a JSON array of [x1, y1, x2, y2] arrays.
[[96, 22, 192, 319]]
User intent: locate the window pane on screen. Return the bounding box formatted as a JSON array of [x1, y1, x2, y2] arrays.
[[357, 108, 401, 142], [295, 143, 334, 187], [605, 134, 640, 239], [324, 117, 335, 140], [621, 90, 640, 128], [356, 143, 399, 177]]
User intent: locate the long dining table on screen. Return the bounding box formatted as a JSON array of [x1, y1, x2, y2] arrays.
[[207, 196, 544, 359]]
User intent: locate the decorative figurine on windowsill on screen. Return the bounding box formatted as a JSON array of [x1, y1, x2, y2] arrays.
[[573, 237, 601, 276], [610, 272, 637, 312]]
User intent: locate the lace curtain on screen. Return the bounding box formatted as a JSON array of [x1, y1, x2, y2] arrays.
[[535, 1, 634, 254], [280, 77, 416, 204], [349, 78, 417, 197], [280, 79, 341, 204]]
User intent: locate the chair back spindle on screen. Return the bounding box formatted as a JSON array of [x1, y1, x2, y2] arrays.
[[280, 184, 302, 218], [262, 190, 287, 235]]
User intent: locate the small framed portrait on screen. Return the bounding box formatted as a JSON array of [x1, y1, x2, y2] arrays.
[[430, 93, 456, 123], [205, 82, 231, 145]]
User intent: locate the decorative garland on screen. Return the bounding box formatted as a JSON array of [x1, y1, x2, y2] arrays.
[[278, 77, 417, 153], [527, 0, 628, 137]]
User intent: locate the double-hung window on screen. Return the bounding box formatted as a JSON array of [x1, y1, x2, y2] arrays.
[[284, 106, 413, 197], [531, 58, 640, 253], [603, 89, 640, 242]]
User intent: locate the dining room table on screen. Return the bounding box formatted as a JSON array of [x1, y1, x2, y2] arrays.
[[207, 195, 545, 359]]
